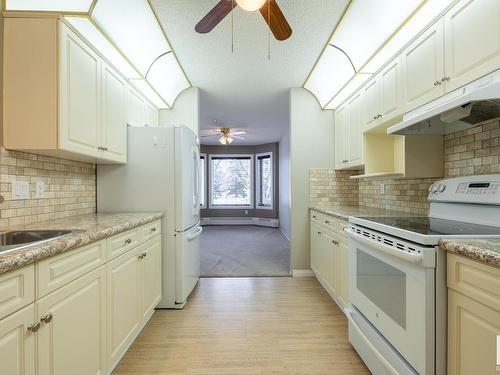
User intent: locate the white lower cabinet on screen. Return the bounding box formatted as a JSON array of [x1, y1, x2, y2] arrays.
[[0, 221, 163, 375], [310, 212, 349, 311], [0, 304, 36, 375], [37, 266, 107, 375]]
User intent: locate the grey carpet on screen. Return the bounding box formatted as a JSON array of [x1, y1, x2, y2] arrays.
[[200, 225, 291, 277]]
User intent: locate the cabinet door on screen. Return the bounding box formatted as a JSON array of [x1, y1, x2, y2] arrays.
[[107, 248, 141, 369], [37, 266, 107, 375], [444, 0, 500, 91], [337, 240, 349, 309], [402, 19, 445, 112], [448, 289, 500, 375], [140, 238, 162, 321], [144, 102, 159, 127], [59, 22, 100, 158], [0, 304, 36, 375], [321, 232, 337, 296], [362, 77, 380, 129], [379, 58, 402, 122], [346, 92, 363, 167], [310, 224, 322, 277], [334, 105, 347, 169], [127, 86, 145, 127], [101, 63, 127, 163]]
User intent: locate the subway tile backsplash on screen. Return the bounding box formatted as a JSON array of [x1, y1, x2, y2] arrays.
[[0, 148, 96, 227], [311, 119, 500, 215]]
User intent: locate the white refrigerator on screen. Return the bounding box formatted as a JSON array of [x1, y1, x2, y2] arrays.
[[97, 126, 201, 308]]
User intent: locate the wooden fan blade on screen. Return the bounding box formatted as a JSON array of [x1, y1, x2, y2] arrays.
[[259, 0, 292, 41], [195, 0, 236, 34]]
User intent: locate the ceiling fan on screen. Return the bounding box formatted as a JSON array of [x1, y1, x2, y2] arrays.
[[195, 0, 292, 41], [200, 127, 247, 145]]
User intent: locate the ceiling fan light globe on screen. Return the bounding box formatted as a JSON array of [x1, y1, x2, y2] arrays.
[[235, 0, 266, 12]]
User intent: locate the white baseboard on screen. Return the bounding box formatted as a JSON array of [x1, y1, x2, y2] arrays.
[[201, 217, 279, 228], [292, 269, 314, 277]]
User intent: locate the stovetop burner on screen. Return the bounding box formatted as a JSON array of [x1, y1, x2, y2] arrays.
[[360, 216, 500, 236]]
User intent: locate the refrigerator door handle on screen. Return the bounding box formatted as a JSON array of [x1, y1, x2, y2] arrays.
[[187, 226, 203, 241]]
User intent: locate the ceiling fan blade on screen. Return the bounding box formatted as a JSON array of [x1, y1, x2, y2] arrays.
[[195, 0, 236, 34], [232, 135, 245, 140], [230, 131, 247, 135], [200, 134, 218, 138], [259, 0, 292, 41]]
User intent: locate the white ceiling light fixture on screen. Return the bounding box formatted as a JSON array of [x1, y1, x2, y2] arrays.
[[235, 0, 266, 12], [129, 79, 169, 109], [64, 16, 140, 79], [5, 0, 93, 12]]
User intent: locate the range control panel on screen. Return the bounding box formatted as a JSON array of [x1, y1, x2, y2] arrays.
[[428, 175, 500, 204]]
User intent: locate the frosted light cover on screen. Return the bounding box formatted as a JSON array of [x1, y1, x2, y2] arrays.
[[130, 79, 169, 109], [304, 45, 355, 108], [64, 17, 140, 79], [6, 0, 93, 12], [331, 0, 423, 71], [146, 53, 190, 107], [325, 73, 373, 110], [92, 0, 171, 76], [361, 0, 454, 73]]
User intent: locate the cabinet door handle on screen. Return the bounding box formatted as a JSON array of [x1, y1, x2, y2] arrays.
[[151, 227, 157, 232], [332, 240, 339, 245], [41, 313, 53, 324], [343, 160, 348, 163], [103, 147, 108, 151], [312, 215, 317, 219], [125, 238, 132, 244], [325, 220, 330, 224], [433, 80, 442, 86], [27, 322, 40, 333], [317, 231, 321, 235], [441, 76, 450, 82]]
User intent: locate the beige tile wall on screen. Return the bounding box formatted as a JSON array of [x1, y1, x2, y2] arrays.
[[311, 119, 500, 215], [309, 169, 360, 207], [0, 148, 96, 227]]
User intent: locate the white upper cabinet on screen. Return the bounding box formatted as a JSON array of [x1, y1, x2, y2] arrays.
[[127, 86, 145, 127], [144, 102, 159, 127], [379, 57, 402, 122], [444, 0, 500, 91], [346, 92, 363, 167], [59, 22, 101, 158], [362, 77, 380, 129], [334, 105, 348, 169], [101, 62, 127, 163], [402, 19, 445, 112]]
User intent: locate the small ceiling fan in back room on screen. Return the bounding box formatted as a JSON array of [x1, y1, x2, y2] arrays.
[[195, 0, 292, 41]]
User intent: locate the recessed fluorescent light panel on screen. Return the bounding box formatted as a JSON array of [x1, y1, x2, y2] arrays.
[[304, 45, 356, 108], [130, 79, 169, 109], [64, 17, 141, 79], [92, 0, 172, 76], [146, 53, 190, 108], [5, 0, 93, 12]]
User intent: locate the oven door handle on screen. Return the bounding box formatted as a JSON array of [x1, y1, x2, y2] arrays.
[[344, 228, 423, 264]]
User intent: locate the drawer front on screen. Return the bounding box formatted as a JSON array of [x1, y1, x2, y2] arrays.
[[310, 210, 322, 224], [140, 220, 161, 242], [37, 240, 107, 298], [447, 253, 500, 312], [0, 265, 35, 320], [108, 227, 140, 260]]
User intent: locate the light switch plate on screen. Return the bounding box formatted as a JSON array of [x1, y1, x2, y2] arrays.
[[35, 181, 45, 199], [379, 183, 385, 195], [12, 181, 29, 200]]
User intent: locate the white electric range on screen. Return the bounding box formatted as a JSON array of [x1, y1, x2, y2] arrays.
[[344, 174, 500, 375]]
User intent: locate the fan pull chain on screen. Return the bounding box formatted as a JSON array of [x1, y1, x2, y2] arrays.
[[231, 0, 235, 53], [267, 0, 271, 60]]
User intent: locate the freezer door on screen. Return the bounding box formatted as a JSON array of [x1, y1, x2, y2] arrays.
[[175, 225, 201, 304], [175, 126, 200, 231]]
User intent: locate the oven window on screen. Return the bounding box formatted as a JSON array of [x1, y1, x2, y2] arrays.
[[356, 249, 406, 329]]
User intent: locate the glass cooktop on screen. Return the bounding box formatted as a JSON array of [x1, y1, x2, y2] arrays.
[[359, 216, 500, 236]]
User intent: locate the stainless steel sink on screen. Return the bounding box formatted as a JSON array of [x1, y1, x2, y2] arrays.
[[0, 230, 82, 254]]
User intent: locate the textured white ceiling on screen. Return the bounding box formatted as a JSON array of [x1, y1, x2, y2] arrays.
[[151, 0, 347, 145]]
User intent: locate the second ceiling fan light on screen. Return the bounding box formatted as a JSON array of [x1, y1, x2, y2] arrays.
[[235, 0, 267, 12]]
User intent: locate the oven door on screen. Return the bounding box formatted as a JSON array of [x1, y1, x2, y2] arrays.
[[347, 228, 435, 375]]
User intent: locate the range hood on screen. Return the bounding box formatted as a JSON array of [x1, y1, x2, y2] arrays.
[[388, 69, 500, 135]]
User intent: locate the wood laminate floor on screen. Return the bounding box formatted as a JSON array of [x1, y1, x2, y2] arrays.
[[114, 277, 369, 375]]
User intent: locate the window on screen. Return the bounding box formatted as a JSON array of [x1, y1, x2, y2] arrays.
[[209, 155, 254, 208], [200, 154, 206, 208], [256, 152, 273, 209]]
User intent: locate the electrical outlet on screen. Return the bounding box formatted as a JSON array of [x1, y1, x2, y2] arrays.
[[12, 181, 29, 200], [379, 183, 385, 195], [35, 181, 45, 199]]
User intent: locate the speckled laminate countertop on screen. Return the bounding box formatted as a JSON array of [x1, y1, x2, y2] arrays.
[[439, 239, 500, 269], [0, 212, 164, 275], [310, 204, 413, 221]]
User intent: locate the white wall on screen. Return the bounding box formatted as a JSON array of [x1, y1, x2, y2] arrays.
[[279, 128, 291, 240], [289, 88, 334, 272], [159, 87, 200, 135]]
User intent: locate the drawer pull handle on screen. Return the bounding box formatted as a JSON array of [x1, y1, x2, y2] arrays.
[[138, 252, 148, 260], [41, 313, 53, 324], [151, 227, 157, 232], [332, 240, 339, 245], [317, 231, 321, 235], [125, 238, 132, 244], [27, 322, 40, 333], [325, 220, 330, 224], [312, 215, 317, 219]]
